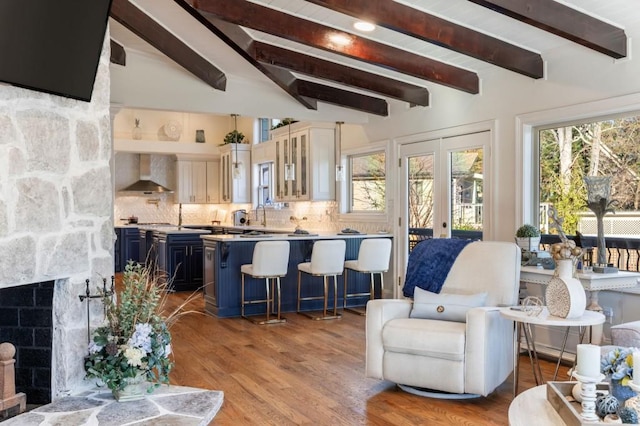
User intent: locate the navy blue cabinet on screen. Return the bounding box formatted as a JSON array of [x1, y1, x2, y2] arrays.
[[122, 227, 140, 268], [114, 228, 122, 272], [114, 227, 140, 272], [156, 232, 207, 292]]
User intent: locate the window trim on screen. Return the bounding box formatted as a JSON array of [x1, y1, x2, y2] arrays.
[[516, 93, 640, 230], [338, 140, 390, 222]]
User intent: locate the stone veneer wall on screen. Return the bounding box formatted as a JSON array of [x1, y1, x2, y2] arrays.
[[0, 29, 112, 400]]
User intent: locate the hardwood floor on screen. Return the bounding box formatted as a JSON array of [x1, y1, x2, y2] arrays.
[[164, 290, 570, 425]]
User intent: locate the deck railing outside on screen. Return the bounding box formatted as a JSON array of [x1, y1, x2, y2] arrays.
[[408, 228, 640, 272]]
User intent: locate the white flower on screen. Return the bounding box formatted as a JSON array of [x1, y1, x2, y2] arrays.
[[124, 347, 145, 367], [88, 341, 103, 354], [128, 323, 153, 353]]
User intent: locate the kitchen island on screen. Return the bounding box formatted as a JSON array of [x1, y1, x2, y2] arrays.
[[201, 233, 393, 318], [152, 227, 211, 292]]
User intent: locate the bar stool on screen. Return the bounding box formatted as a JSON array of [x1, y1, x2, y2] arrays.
[[297, 240, 346, 320], [241, 241, 290, 324], [343, 238, 392, 315]]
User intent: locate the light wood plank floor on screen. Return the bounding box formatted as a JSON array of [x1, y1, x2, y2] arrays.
[[165, 290, 570, 426]]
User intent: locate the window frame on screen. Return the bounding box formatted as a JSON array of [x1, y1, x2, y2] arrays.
[[517, 93, 640, 230], [257, 162, 274, 206], [338, 140, 390, 222]]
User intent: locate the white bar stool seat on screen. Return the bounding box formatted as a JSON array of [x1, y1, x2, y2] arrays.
[[297, 240, 346, 320], [343, 238, 392, 315], [241, 241, 290, 324]]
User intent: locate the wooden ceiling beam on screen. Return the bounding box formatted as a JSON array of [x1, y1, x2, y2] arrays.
[[305, 0, 543, 79], [110, 39, 126, 66], [187, 0, 479, 94], [254, 42, 429, 106], [109, 0, 227, 91], [175, 1, 389, 115], [171, 5, 316, 110], [266, 66, 389, 116], [468, 0, 627, 59]]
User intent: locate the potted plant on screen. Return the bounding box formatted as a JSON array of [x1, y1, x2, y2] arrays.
[[84, 262, 196, 401], [223, 129, 245, 145], [515, 224, 541, 252]]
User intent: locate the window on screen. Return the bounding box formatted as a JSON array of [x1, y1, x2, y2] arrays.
[[534, 114, 640, 235], [349, 151, 386, 212], [258, 118, 271, 143], [257, 162, 273, 205], [258, 118, 285, 143]]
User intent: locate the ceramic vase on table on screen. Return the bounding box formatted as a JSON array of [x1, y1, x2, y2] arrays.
[[113, 372, 150, 402], [545, 259, 586, 319]]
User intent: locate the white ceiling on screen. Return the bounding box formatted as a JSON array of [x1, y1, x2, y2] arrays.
[[111, 0, 640, 117]]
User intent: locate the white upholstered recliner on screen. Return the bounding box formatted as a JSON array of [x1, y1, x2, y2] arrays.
[[366, 241, 521, 397]]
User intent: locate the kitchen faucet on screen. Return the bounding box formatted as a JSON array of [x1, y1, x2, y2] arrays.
[[178, 203, 183, 229], [255, 204, 267, 227]]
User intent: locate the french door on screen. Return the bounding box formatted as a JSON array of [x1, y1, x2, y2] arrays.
[[397, 131, 490, 296]]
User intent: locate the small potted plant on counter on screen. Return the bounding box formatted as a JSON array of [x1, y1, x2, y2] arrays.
[[515, 224, 541, 252]]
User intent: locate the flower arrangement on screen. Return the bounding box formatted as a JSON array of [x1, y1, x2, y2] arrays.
[[84, 262, 195, 395], [601, 347, 636, 386]]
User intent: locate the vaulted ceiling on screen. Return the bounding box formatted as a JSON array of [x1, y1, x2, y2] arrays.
[[109, 0, 633, 117]]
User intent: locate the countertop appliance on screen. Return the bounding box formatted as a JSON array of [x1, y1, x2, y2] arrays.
[[233, 209, 248, 226]]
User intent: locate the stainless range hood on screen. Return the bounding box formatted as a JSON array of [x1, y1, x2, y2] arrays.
[[120, 154, 173, 194]]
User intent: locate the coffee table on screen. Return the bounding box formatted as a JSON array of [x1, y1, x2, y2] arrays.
[[508, 385, 565, 426]]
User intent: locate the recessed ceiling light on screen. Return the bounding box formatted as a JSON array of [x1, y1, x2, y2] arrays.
[[353, 21, 376, 32]]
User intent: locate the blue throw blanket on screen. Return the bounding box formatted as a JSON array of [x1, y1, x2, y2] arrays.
[[402, 239, 473, 298]]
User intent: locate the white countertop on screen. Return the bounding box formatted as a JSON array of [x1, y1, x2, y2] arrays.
[[201, 231, 392, 242], [151, 227, 212, 235]]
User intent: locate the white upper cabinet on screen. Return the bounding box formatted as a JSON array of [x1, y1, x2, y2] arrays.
[[219, 143, 251, 203], [176, 157, 218, 204], [271, 122, 335, 202]]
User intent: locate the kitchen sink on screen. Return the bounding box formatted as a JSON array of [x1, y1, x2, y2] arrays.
[[239, 233, 273, 238]]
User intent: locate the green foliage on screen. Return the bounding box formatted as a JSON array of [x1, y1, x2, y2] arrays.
[[271, 118, 297, 130], [223, 129, 245, 145], [84, 262, 173, 393], [516, 224, 540, 237]]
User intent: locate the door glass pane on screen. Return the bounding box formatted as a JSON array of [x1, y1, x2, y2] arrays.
[[408, 154, 434, 251], [450, 148, 483, 238]]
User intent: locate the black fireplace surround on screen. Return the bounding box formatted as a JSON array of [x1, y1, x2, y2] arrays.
[[0, 281, 53, 404]]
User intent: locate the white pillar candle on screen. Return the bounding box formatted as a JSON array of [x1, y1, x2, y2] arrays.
[[634, 351, 640, 382], [577, 344, 601, 379]]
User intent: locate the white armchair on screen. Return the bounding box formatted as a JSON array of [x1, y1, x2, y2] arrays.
[[366, 241, 521, 397]]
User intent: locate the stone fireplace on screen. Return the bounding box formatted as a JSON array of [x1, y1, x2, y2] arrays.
[[0, 29, 113, 402]]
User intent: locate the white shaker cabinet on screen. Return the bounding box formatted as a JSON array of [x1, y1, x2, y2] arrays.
[[177, 160, 207, 204], [220, 143, 251, 203], [206, 160, 220, 204], [176, 157, 219, 204], [272, 122, 335, 202]]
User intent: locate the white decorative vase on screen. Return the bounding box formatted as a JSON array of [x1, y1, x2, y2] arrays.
[[545, 259, 586, 319], [113, 372, 150, 402]]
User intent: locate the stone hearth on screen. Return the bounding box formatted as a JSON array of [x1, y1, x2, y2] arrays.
[[1, 386, 223, 426]]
